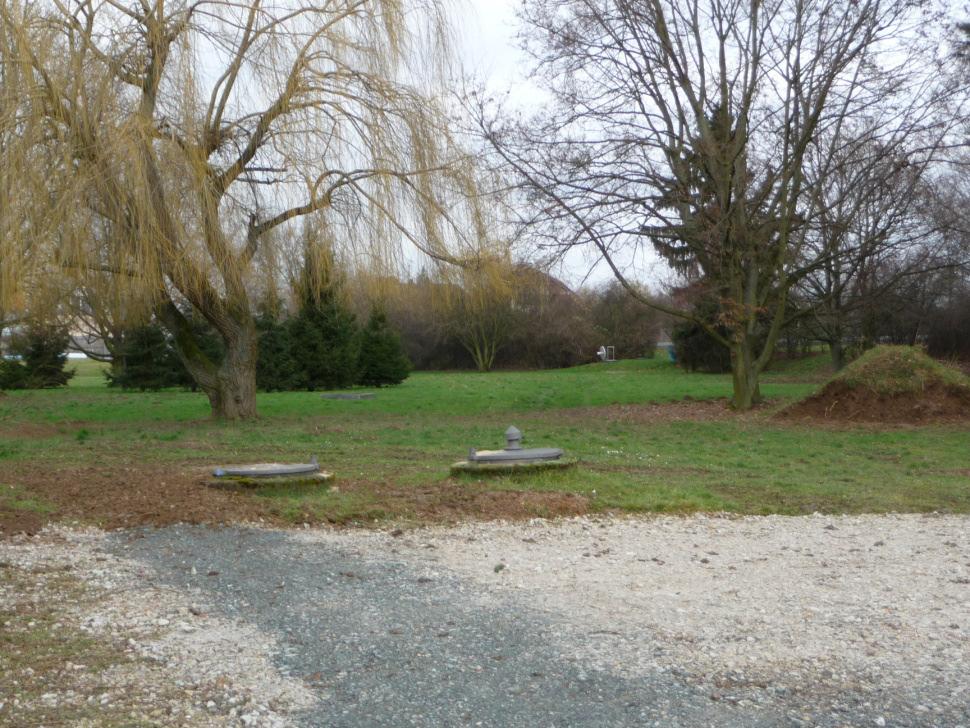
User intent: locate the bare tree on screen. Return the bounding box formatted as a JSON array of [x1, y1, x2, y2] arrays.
[[478, 0, 957, 408], [590, 280, 663, 360], [1, 0, 474, 418], [794, 133, 953, 369]]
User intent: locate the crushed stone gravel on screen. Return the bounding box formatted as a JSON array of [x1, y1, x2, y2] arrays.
[[2, 513, 969, 727], [0, 527, 313, 727], [294, 512, 970, 727]]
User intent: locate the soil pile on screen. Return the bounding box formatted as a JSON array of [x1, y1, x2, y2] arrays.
[[782, 345, 970, 423]]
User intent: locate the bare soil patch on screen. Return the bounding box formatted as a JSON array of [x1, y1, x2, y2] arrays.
[[552, 398, 739, 425], [0, 422, 70, 439], [302, 477, 590, 523], [398, 481, 589, 521], [4, 464, 271, 533], [1, 464, 589, 538], [0, 505, 48, 538]]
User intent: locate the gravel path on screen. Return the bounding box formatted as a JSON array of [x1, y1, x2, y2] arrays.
[[4, 514, 969, 727], [108, 524, 754, 727], [294, 514, 970, 726]]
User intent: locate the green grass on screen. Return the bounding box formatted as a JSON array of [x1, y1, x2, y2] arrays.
[[21, 357, 816, 423], [764, 350, 835, 381], [66, 357, 109, 388], [3, 353, 970, 523]]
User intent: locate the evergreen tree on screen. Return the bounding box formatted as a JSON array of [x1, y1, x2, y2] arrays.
[[6, 325, 74, 388], [357, 307, 411, 387], [671, 317, 732, 373], [289, 292, 359, 390], [105, 316, 222, 391], [0, 358, 28, 389], [255, 312, 298, 391], [289, 239, 359, 390], [106, 323, 185, 390]]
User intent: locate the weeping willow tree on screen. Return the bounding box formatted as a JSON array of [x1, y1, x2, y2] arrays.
[[438, 252, 518, 372], [0, 0, 478, 418]]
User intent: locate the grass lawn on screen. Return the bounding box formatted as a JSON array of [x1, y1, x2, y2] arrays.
[[2, 353, 969, 529]]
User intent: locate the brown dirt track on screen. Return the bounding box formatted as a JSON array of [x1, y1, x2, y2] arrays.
[[0, 463, 590, 540]]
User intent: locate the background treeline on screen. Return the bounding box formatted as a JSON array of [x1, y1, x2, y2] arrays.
[[381, 264, 663, 372], [671, 257, 970, 374], [10, 243, 970, 390], [43, 258, 666, 392]]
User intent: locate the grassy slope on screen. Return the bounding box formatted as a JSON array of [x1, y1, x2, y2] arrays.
[[829, 345, 970, 395], [3, 355, 969, 521]]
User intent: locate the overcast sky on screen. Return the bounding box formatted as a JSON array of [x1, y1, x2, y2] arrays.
[[458, 0, 553, 110], [461, 1, 525, 87]]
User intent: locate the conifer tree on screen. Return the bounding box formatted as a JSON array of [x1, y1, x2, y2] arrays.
[[255, 312, 298, 392], [106, 324, 184, 391], [357, 308, 411, 387], [289, 240, 360, 391], [5, 325, 74, 388]]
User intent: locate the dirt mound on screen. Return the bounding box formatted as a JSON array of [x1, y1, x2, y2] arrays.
[[781, 346, 970, 423]]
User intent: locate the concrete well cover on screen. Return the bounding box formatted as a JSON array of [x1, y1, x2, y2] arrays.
[[213, 460, 320, 478], [469, 447, 563, 463]]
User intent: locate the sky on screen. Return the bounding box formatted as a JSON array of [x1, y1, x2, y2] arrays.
[[460, 1, 529, 97]]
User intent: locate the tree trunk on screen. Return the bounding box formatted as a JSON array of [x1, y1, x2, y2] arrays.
[[159, 301, 259, 420], [730, 336, 763, 410], [829, 337, 845, 371], [206, 326, 258, 420]]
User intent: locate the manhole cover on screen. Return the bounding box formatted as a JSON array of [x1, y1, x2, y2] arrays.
[[214, 458, 320, 478]]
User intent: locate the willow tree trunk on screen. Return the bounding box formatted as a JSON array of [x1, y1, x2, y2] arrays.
[[160, 303, 259, 420], [206, 325, 258, 420]]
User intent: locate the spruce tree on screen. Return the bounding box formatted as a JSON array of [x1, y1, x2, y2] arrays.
[[106, 323, 186, 390], [289, 240, 360, 390], [255, 312, 298, 391], [8, 325, 75, 388], [357, 307, 411, 387], [0, 359, 28, 389], [104, 315, 224, 392]]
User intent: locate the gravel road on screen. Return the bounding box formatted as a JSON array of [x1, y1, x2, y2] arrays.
[[108, 524, 752, 727], [3, 514, 968, 727]]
